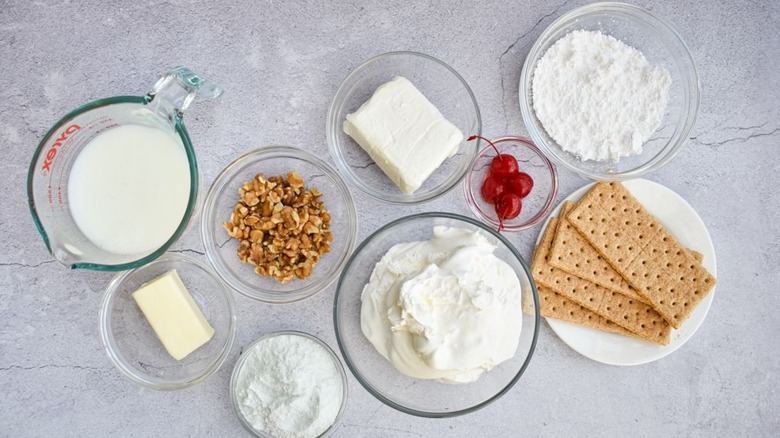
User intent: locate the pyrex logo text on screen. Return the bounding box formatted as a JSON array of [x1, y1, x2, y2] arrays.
[[41, 124, 80, 173]]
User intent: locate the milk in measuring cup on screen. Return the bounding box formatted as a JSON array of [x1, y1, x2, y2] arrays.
[[68, 124, 191, 255]]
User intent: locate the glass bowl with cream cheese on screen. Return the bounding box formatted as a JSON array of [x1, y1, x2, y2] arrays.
[[327, 51, 482, 204], [333, 212, 540, 417], [519, 2, 700, 180], [201, 146, 358, 303], [99, 253, 236, 390]]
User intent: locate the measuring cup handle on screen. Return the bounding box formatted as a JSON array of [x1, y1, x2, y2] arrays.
[[147, 66, 223, 121]]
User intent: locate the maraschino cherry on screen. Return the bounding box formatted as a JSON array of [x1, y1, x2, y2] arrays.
[[469, 135, 535, 231], [480, 175, 505, 203], [505, 171, 534, 198]]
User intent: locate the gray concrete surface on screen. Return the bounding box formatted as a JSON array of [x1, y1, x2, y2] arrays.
[[1, 0, 778, 436]]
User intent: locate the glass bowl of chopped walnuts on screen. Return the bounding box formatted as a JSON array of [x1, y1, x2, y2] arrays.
[[519, 2, 700, 180], [201, 146, 359, 303]]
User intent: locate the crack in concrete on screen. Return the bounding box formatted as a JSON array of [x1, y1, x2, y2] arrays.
[[339, 423, 425, 437], [0, 364, 108, 372], [692, 126, 780, 148], [0, 260, 57, 269], [217, 237, 231, 249], [498, 0, 573, 132], [138, 361, 179, 372], [722, 121, 769, 132], [352, 161, 376, 170], [169, 248, 205, 256]]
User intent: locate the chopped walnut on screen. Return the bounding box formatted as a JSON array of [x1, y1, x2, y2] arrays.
[[223, 171, 332, 284]]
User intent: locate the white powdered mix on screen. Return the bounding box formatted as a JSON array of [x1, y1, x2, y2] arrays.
[[532, 30, 671, 162], [235, 334, 344, 438]]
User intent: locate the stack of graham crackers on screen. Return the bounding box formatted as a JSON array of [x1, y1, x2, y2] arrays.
[[530, 182, 716, 345]]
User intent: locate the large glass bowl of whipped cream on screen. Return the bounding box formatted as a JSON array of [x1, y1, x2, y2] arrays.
[[333, 212, 540, 417]]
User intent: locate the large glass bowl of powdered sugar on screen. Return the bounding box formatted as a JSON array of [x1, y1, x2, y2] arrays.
[[333, 212, 540, 417], [519, 2, 700, 180]]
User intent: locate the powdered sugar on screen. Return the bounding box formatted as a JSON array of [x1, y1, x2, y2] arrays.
[[234, 334, 344, 438], [532, 30, 671, 162]]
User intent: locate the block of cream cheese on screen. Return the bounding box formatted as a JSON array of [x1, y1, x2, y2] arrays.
[[343, 76, 464, 194], [132, 269, 215, 360]]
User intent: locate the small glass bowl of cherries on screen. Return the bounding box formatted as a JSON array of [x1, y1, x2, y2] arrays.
[[463, 135, 558, 232]]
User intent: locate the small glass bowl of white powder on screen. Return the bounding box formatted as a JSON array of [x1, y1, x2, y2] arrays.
[[230, 331, 348, 438], [519, 2, 700, 180]]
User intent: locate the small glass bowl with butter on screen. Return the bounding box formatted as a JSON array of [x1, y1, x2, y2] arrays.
[[99, 253, 236, 390], [201, 146, 358, 303], [327, 51, 482, 204], [334, 212, 540, 417], [463, 136, 559, 232]]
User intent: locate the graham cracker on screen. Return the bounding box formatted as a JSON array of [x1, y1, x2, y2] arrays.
[[566, 182, 716, 329], [622, 227, 716, 328], [565, 182, 660, 268], [549, 201, 649, 304], [534, 284, 637, 337], [532, 218, 672, 345]]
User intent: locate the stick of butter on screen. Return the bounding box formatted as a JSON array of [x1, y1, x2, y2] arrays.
[[343, 76, 464, 194], [132, 269, 215, 361]]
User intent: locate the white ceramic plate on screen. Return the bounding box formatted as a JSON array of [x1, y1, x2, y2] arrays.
[[537, 179, 716, 366]]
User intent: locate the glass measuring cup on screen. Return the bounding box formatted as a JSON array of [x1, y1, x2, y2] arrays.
[[27, 66, 222, 270]]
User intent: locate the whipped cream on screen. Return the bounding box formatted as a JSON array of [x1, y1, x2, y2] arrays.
[[360, 226, 523, 384]]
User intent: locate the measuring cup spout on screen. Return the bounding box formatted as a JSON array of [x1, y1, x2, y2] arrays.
[[52, 247, 80, 269], [146, 66, 223, 124], [43, 233, 85, 269]]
